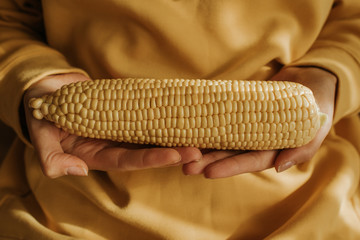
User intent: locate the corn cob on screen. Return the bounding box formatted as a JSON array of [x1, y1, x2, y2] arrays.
[[29, 78, 327, 150]]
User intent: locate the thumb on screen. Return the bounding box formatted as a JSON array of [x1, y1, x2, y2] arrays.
[[30, 121, 88, 178], [40, 150, 89, 178], [274, 128, 326, 173]]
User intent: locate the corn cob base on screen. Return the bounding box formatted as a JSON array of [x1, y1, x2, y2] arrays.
[[29, 78, 327, 150]]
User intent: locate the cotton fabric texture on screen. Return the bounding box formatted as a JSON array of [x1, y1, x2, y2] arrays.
[[0, 0, 360, 239]]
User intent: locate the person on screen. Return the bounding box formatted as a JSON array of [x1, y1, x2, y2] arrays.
[[0, 0, 359, 239]]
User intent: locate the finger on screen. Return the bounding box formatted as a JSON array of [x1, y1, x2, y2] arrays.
[[275, 108, 332, 173], [182, 150, 245, 175], [172, 147, 203, 164], [203, 150, 278, 179], [62, 137, 202, 171], [84, 146, 182, 171], [275, 129, 326, 172], [30, 121, 88, 178]]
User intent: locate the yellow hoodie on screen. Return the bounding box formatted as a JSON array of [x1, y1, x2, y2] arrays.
[[0, 0, 359, 239]]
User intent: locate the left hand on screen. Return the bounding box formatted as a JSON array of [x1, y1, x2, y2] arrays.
[[182, 66, 337, 178]]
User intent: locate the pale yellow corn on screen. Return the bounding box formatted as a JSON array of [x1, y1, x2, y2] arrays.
[[29, 78, 327, 150]]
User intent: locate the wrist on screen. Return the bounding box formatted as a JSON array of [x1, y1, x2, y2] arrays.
[[283, 66, 338, 86]]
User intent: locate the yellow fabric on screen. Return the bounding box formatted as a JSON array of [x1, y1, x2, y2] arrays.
[[0, 0, 360, 239]]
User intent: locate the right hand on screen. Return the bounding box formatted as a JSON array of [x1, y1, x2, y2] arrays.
[[24, 73, 202, 178], [182, 67, 337, 178]]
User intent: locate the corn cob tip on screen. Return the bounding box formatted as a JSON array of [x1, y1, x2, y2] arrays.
[[29, 97, 44, 120], [29, 97, 43, 109], [32, 109, 44, 120]]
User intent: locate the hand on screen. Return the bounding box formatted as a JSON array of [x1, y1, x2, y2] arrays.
[[182, 67, 337, 178], [24, 73, 202, 178]]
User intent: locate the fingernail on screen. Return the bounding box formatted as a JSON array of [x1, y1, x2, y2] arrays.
[[277, 161, 295, 173], [66, 166, 88, 176]]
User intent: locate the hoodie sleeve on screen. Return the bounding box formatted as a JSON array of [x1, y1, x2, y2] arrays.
[[0, 0, 87, 145], [288, 0, 360, 123]]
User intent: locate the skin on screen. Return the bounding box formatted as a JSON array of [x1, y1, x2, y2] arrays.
[[24, 67, 337, 179]]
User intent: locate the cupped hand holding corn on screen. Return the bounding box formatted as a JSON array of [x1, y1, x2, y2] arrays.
[[25, 67, 337, 178], [24, 73, 202, 178], [183, 67, 337, 177]]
